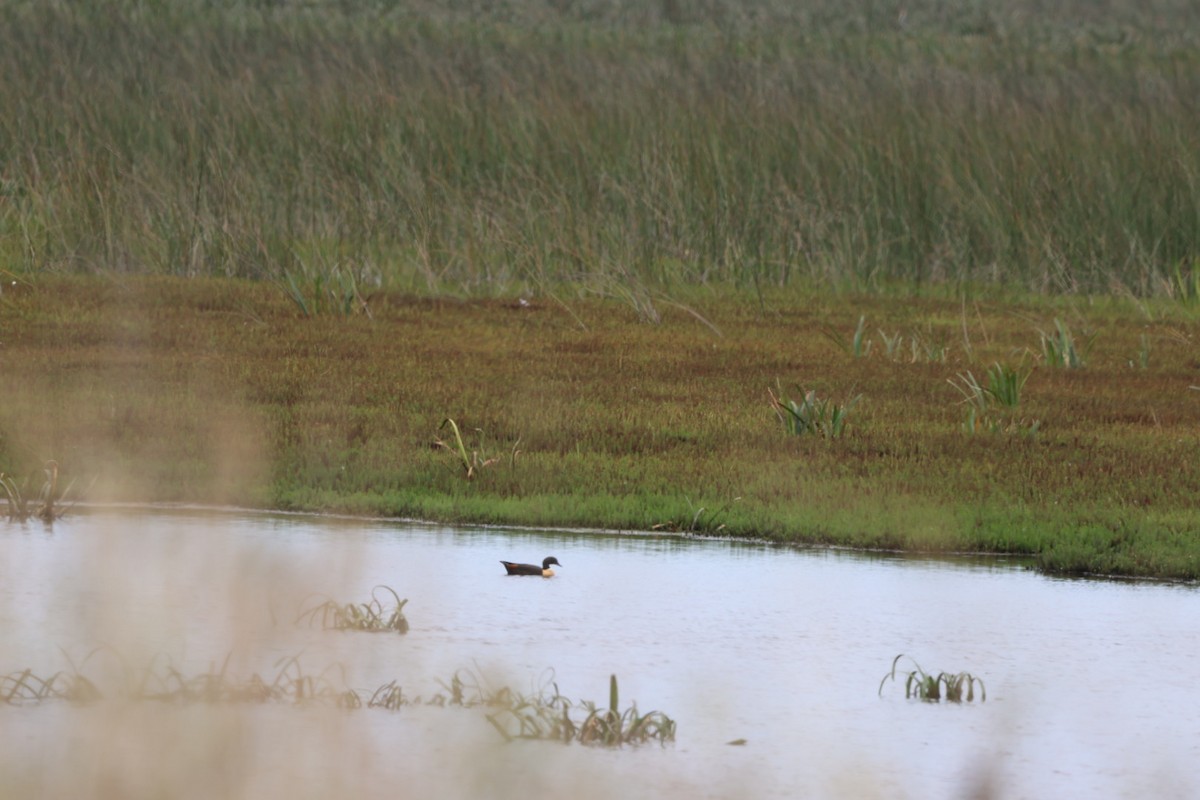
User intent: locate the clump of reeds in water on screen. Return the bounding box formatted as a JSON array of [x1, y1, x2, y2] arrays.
[[2, 652, 360, 708], [878, 654, 986, 703], [448, 670, 676, 747], [296, 585, 409, 634], [2, 655, 676, 747], [0, 460, 71, 523], [361, 669, 676, 747], [2, 666, 101, 705]]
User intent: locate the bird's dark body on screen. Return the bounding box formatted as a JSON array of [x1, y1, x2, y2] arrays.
[[501, 557, 561, 577]]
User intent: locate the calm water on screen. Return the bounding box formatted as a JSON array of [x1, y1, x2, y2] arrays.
[[1, 509, 1198, 798]]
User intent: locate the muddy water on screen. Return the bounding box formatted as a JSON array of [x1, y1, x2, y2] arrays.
[[1, 509, 1197, 798]]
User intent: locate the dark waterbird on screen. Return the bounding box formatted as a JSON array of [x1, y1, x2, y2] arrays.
[[500, 557, 561, 577]]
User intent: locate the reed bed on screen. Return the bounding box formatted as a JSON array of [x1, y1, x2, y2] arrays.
[[0, 0, 1197, 296]]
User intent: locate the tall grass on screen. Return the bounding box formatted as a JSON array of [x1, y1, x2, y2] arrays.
[[0, 0, 1197, 296]]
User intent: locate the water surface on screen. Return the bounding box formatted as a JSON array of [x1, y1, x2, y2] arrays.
[[1, 509, 1196, 798]]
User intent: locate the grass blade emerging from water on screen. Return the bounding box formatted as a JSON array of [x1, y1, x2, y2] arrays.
[[879, 654, 985, 704]]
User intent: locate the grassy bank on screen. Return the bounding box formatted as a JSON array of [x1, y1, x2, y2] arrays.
[[2, 276, 1198, 579], [0, 0, 1198, 295], [1, 1, 1197, 577]]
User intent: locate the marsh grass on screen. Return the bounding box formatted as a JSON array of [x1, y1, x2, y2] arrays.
[[909, 329, 950, 364], [770, 384, 861, 439], [878, 329, 903, 360], [296, 585, 409, 634], [879, 655, 985, 703], [2, 652, 359, 708], [4, 277, 1200, 579], [575, 674, 677, 746], [2, 1, 1197, 296], [1039, 319, 1093, 369], [1168, 258, 1200, 305], [282, 265, 372, 318], [650, 495, 741, 534], [434, 418, 517, 481], [1132, 334, 1151, 369], [1, 656, 678, 749], [822, 316, 873, 359], [0, 460, 75, 523], [479, 671, 677, 747], [950, 363, 1039, 436]]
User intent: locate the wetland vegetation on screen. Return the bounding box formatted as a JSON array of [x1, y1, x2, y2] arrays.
[[0, 0, 1198, 580], [1, 650, 676, 746], [879, 655, 986, 703]]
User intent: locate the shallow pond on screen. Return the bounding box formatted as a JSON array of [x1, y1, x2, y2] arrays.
[[1, 509, 1197, 798]]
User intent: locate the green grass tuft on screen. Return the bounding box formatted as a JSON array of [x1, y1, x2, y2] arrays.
[[296, 585, 410, 634], [879, 654, 985, 703]]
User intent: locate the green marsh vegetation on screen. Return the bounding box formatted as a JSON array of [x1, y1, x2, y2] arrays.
[[770, 383, 861, 439], [0, 0, 1197, 294], [297, 585, 410, 634], [450, 669, 677, 746], [0, 460, 67, 523], [879, 655, 986, 703], [949, 362, 1039, 435], [1, 651, 676, 746], [0, 0, 1199, 580], [5, 278, 1197, 580], [434, 417, 520, 480]]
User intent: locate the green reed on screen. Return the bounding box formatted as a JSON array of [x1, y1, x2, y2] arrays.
[[770, 384, 861, 439], [822, 316, 873, 359], [879, 654, 985, 703], [479, 671, 677, 747], [2, 652, 358, 708], [0, 460, 68, 523], [0, 653, 680, 748], [282, 264, 372, 318], [434, 418, 519, 481], [575, 674, 677, 746], [950, 363, 1039, 435], [1039, 319, 1093, 369], [297, 585, 410, 634]]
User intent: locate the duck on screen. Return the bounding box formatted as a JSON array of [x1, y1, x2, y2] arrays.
[[500, 556, 561, 577]]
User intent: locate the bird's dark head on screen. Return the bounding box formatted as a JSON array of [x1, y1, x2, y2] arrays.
[[543, 557, 562, 569]]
